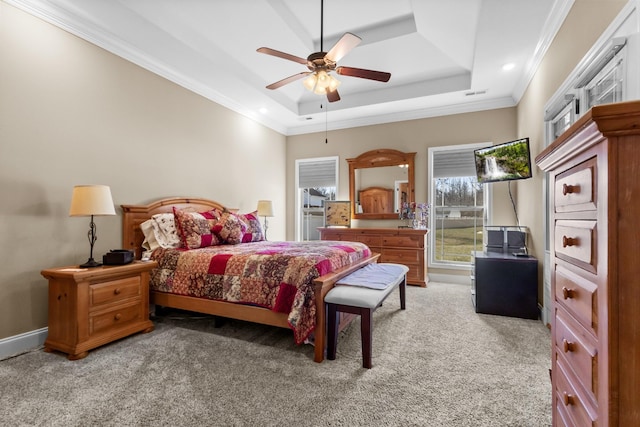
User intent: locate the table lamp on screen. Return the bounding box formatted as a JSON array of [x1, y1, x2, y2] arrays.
[[256, 200, 274, 240], [69, 185, 116, 268]]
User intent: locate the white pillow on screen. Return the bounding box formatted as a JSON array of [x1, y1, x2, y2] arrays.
[[140, 213, 181, 251]]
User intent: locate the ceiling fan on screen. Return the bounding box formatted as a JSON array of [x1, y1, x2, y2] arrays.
[[257, 0, 391, 103]]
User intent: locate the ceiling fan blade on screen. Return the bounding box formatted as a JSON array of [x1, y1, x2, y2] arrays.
[[266, 72, 311, 90], [326, 89, 340, 103], [257, 47, 308, 65], [325, 33, 361, 63], [336, 66, 391, 82]]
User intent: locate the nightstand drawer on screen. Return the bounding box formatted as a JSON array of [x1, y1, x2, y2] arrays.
[[90, 276, 141, 307], [90, 301, 143, 335]]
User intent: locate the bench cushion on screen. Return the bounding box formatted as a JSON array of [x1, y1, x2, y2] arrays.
[[325, 263, 409, 309]]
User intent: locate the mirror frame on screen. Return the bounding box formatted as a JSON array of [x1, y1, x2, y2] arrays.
[[347, 149, 416, 220]]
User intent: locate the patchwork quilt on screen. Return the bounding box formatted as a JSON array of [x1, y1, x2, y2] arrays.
[[150, 240, 371, 344]]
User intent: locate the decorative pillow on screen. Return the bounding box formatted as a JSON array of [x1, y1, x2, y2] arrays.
[[140, 219, 161, 252], [140, 213, 182, 251], [173, 207, 222, 249], [236, 211, 265, 243], [211, 211, 247, 245]]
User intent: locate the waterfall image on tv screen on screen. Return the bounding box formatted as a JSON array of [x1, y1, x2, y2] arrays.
[[474, 138, 532, 184]]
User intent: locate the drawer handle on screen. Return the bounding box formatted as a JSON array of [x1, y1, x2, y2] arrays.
[[562, 236, 578, 248], [563, 392, 574, 406], [114, 288, 121, 295], [114, 313, 122, 321], [561, 286, 574, 299], [562, 183, 580, 195], [562, 339, 574, 353]]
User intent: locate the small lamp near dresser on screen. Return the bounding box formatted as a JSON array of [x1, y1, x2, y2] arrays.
[[256, 199, 274, 240]]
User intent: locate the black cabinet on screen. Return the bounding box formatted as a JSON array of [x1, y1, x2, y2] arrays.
[[471, 251, 538, 319]]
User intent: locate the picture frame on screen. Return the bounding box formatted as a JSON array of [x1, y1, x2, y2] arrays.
[[324, 200, 351, 228]]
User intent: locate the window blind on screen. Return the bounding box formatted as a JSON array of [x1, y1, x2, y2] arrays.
[[432, 148, 477, 178], [298, 159, 337, 188]]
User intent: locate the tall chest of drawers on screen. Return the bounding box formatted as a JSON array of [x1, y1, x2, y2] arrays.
[[535, 101, 640, 426], [318, 227, 428, 286]]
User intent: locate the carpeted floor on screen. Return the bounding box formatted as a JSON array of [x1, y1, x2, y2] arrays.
[[0, 282, 551, 426]]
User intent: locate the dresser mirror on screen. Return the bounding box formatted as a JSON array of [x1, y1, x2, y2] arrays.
[[347, 149, 416, 220]]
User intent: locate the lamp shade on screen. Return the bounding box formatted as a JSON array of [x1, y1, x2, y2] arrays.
[[69, 185, 116, 216], [256, 200, 274, 217]]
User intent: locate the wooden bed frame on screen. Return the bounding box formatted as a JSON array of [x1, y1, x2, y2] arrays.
[[121, 197, 379, 363]]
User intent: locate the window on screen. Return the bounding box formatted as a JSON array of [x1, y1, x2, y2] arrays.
[[295, 157, 338, 241], [428, 144, 488, 268], [584, 56, 625, 110]]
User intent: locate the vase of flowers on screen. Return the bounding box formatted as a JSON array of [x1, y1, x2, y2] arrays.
[[399, 202, 430, 229]]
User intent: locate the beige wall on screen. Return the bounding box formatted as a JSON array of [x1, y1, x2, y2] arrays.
[[0, 3, 286, 339]]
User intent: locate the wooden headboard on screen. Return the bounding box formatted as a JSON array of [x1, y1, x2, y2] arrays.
[[121, 197, 229, 259]]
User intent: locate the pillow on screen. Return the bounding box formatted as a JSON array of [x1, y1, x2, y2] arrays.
[[140, 213, 182, 251], [211, 211, 247, 245], [140, 219, 160, 252], [173, 207, 222, 249], [236, 211, 265, 243]]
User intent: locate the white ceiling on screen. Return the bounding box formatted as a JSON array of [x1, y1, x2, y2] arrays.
[[10, 0, 572, 135]]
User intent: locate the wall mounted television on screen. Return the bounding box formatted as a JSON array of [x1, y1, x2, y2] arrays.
[[474, 138, 533, 184]]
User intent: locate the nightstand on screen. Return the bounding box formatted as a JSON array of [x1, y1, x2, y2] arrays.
[[41, 261, 157, 360]]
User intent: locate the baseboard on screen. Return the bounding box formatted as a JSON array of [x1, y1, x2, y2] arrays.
[[428, 273, 471, 285], [0, 327, 48, 361]]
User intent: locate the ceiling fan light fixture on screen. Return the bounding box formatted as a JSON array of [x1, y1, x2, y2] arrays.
[[305, 70, 341, 95], [257, 0, 388, 102], [303, 73, 318, 91]]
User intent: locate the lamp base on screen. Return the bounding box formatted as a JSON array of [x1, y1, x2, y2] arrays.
[[79, 258, 102, 268]]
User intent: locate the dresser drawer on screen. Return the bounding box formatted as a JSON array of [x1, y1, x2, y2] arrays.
[[328, 233, 382, 247], [555, 158, 597, 213], [89, 301, 143, 335], [554, 265, 597, 333], [380, 248, 421, 263], [555, 220, 597, 273], [382, 235, 423, 248], [405, 264, 424, 284], [352, 235, 383, 247], [554, 310, 597, 400], [555, 359, 596, 427], [555, 399, 575, 427], [90, 275, 142, 307]]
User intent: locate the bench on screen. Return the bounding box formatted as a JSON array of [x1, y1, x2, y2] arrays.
[[325, 263, 409, 368]]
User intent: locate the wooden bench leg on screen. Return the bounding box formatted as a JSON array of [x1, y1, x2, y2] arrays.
[[361, 308, 373, 369], [327, 303, 338, 360], [400, 276, 406, 310]]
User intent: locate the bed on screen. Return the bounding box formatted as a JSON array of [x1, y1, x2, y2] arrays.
[[121, 197, 379, 362]]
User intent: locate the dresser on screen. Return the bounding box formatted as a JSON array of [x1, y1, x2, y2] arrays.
[[535, 101, 640, 426], [318, 227, 428, 286], [41, 261, 156, 360]]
